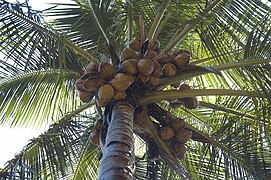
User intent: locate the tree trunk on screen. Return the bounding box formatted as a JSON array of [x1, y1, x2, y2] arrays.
[[98, 101, 135, 180]]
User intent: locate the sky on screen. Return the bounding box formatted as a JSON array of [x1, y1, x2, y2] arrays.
[[0, 0, 72, 169]]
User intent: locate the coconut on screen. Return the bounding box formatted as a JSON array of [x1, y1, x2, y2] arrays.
[[148, 75, 159, 87], [172, 143, 186, 159], [98, 84, 114, 101], [89, 130, 100, 145], [180, 83, 191, 90], [110, 73, 135, 91], [82, 77, 103, 92], [173, 53, 190, 68], [162, 63, 177, 77], [138, 59, 154, 76], [98, 62, 115, 80], [160, 126, 174, 141], [176, 128, 192, 143], [173, 49, 191, 56], [121, 47, 138, 60], [152, 60, 162, 78], [96, 98, 108, 107], [184, 97, 199, 109], [129, 39, 141, 51], [144, 50, 157, 60], [121, 59, 138, 75], [170, 118, 186, 132], [79, 91, 94, 103], [94, 119, 103, 130], [85, 62, 98, 74], [75, 78, 85, 91], [156, 53, 173, 64], [148, 39, 160, 51], [139, 74, 150, 83], [114, 90, 127, 100]]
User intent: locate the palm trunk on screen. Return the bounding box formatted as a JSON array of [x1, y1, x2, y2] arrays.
[[98, 101, 135, 180]]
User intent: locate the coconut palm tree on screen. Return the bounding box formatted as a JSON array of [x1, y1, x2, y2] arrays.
[[0, 0, 271, 179]]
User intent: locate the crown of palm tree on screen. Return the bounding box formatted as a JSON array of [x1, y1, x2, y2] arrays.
[[0, 0, 271, 179]]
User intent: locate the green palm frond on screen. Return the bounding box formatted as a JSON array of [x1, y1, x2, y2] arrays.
[[0, 70, 80, 127], [0, 0, 94, 75], [0, 109, 99, 180]]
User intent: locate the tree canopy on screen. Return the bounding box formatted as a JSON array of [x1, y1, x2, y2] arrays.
[[0, 0, 271, 179]]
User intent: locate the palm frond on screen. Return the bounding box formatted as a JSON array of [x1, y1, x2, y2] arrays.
[[1, 112, 99, 179], [0, 70, 80, 127]]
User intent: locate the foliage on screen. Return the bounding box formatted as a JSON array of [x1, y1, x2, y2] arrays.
[[0, 0, 271, 179]]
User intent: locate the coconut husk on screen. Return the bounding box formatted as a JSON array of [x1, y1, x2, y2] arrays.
[[85, 62, 98, 74], [79, 91, 94, 103], [89, 130, 100, 145], [160, 126, 174, 141], [170, 118, 187, 132], [98, 62, 115, 80], [121, 47, 138, 60], [176, 128, 192, 143], [129, 39, 141, 51], [121, 59, 139, 75], [173, 53, 190, 68], [138, 59, 154, 76], [152, 60, 162, 78], [162, 63, 177, 77], [148, 75, 159, 87], [156, 53, 173, 64], [110, 73, 135, 91], [114, 90, 127, 100], [144, 50, 157, 60], [82, 77, 103, 92], [98, 84, 114, 101]]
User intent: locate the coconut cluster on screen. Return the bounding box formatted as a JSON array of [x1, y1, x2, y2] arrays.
[[75, 38, 192, 107], [121, 39, 192, 87], [159, 115, 192, 160]]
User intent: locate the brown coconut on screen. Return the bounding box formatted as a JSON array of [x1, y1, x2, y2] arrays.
[[160, 126, 174, 141], [173, 49, 191, 56], [173, 53, 190, 68], [89, 130, 100, 145], [162, 63, 177, 77], [121, 59, 138, 75], [170, 118, 186, 132], [152, 60, 162, 78], [148, 75, 159, 87], [114, 90, 127, 100], [184, 97, 199, 109], [180, 83, 192, 90], [129, 39, 141, 51], [96, 98, 108, 107], [172, 143, 186, 159], [98, 84, 114, 101], [98, 62, 115, 80], [145, 50, 157, 60], [121, 47, 138, 60], [138, 59, 154, 76], [82, 77, 103, 92], [148, 39, 160, 51], [176, 128, 192, 143], [110, 73, 134, 91], [85, 62, 98, 74], [78, 91, 94, 103], [94, 119, 103, 130], [156, 53, 173, 64], [75, 78, 85, 91], [139, 74, 150, 83]]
